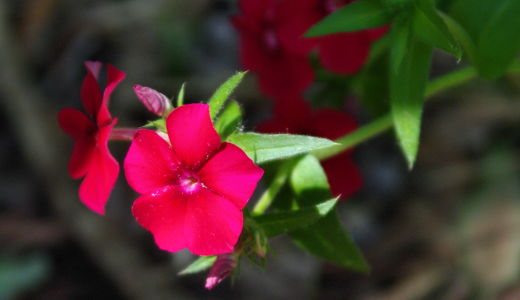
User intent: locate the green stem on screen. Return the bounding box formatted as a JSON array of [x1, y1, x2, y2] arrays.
[[313, 60, 520, 161], [252, 159, 294, 215]]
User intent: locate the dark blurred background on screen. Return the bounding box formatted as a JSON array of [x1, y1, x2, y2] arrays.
[[1, 0, 520, 299]]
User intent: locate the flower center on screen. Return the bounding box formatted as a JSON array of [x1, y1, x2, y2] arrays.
[[262, 27, 280, 55], [179, 172, 200, 193]]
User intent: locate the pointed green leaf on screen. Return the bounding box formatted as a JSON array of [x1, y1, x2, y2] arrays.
[[390, 17, 411, 74], [438, 11, 477, 63], [176, 83, 185, 107], [477, 0, 520, 79], [411, 0, 461, 58], [305, 0, 392, 37], [208, 72, 246, 121], [227, 133, 337, 164], [214, 100, 242, 141], [390, 35, 432, 168], [287, 155, 369, 272], [448, 0, 506, 42], [254, 198, 339, 238], [178, 256, 217, 275]]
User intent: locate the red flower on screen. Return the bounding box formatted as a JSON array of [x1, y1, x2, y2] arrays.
[[279, 0, 388, 74], [231, 0, 315, 98], [57, 62, 125, 214], [124, 104, 264, 255], [258, 96, 362, 198]]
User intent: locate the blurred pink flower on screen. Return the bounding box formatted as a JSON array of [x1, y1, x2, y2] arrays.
[[258, 96, 362, 199], [124, 104, 264, 255], [231, 0, 315, 97], [57, 61, 125, 214]]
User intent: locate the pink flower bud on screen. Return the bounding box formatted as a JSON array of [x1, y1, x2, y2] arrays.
[[134, 85, 171, 116], [205, 252, 238, 290]]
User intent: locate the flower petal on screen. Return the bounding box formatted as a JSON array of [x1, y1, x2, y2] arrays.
[[132, 185, 188, 253], [166, 104, 221, 171], [81, 61, 103, 120], [124, 129, 182, 194], [316, 32, 371, 74], [78, 122, 119, 214], [97, 64, 125, 125], [57, 108, 97, 178], [198, 142, 263, 209], [185, 188, 243, 255], [310, 108, 358, 140]]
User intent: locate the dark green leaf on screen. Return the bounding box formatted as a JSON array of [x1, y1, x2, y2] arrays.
[[449, 0, 507, 42], [390, 16, 411, 74], [227, 133, 337, 164], [439, 11, 477, 63], [254, 198, 339, 238], [411, 0, 461, 58], [390, 35, 433, 168], [208, 72, 246, 121], [305, 0, 392, 37], [477, 0, 520, 79], [178, 256, 217, 275], [214, 100, 242, 140], [287, 155, 369, 272]]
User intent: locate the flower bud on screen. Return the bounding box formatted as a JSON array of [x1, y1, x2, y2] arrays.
[[134, 85, 171, 116], [205, 252, 238, 290]]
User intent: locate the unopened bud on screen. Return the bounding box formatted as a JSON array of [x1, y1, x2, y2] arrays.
[[134, 85, 171, 116], [205, 252, 238, 290]]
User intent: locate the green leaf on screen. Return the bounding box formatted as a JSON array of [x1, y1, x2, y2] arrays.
[[439, 11, 477, 63], [477, 0, 520, 79], [390, 35, 433, 168], [144, 118, 167, 133], [178, 256, 217, 275], [214, 100, 242, 141], [411, 0, 461, 58], [287, 155, 369, 272], [227, 133, 337, 164], [254, 198, 339, 238], [449, 0, 507, 42], [390, 16, 411, 74], [207, 72, 246, 121], [305, 0, 392, 37], [176, 83, 185, 107]]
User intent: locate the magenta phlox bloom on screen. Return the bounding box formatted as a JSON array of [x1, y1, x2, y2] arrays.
[[57, 61, 125, 214], [124, 104, 264, 255]]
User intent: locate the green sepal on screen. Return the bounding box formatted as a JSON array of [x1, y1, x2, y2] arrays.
[[214, 100, 242, 141], [176, 83, 185, 108], [227, 133, 337, 164]]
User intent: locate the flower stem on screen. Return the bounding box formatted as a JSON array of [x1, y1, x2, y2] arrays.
[[109, 128, 138, 141], [313, 60, 520, 161], [252, 159, 295, 215]]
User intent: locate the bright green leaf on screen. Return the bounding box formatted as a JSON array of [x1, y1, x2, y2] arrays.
[[214, 100, 242, 141], [178, 256, 217, 275], [305, 0, 392, 37], [411, 0, 461, 58], [144, 118, 167, 133], [208, 72, 246, 121], [227, 133, 337, 164], [390, 35, 433, 168], [254, 198, 339, 238], [477, 0, 520, 79]]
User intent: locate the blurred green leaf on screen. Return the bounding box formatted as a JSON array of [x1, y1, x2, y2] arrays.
[[390, 16, 411, 74], [178, 255, 217, 275], [0, 253, 52, 299], [305, 0, 392, 37], [390, 35, 433, 168], [439, 11, 477, 63], [254, 198, 339, 238], [214, 101, 242, 141], [208, 72, 246, 121], [227, 133, 337, 164], [411, 0, 461, 58], [477, 0, 520, 79]]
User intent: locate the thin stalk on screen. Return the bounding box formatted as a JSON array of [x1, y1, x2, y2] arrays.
[[252, 159, 294, 215]]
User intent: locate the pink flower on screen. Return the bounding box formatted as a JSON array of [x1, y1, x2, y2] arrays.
[[231, 0, 315, 98], [258, 96, 362, 199], [57, 61, 125, 214], [124, 104, 264, 255], [279, 0, 388, 74]]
